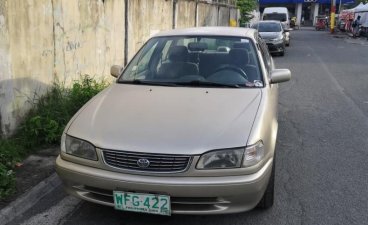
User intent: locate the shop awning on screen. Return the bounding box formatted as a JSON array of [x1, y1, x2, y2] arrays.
[[354, 3, 368, 12]]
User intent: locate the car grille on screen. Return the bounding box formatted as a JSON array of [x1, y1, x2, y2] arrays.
[[266, 43, 278, 51], [102, 150, 191, 173]]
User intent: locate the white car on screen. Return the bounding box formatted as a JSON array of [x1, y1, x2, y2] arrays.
[[56, 27, 291, 216]]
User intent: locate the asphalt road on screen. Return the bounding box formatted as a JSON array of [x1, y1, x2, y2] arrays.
[[9, 28, 368, 225]]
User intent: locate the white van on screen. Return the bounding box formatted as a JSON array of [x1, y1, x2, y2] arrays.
[[262, 7, 290, 29]]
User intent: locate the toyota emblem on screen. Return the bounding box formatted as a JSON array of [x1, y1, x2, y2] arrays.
[[137, 158, 150, 168]]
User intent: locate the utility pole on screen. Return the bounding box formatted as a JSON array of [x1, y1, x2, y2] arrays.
[[330, 0, 336, 33]]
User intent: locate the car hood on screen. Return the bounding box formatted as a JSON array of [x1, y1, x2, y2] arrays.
[[259, 32, 282, 40], [67, 84, 262, 155]]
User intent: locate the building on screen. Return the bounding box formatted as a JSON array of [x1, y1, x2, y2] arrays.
[[259, 0, 355, 26]]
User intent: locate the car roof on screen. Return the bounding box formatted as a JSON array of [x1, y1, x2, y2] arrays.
[[153, 27, 256, 38]]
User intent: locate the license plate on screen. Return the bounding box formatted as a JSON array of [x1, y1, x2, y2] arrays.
[[113, 191, 171, 216]]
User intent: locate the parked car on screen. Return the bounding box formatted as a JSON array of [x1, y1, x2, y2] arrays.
[[282, 23, 291, 46], [252, 21, 288, 56], [56, 27, 291, 216], [262, 7, 290, 29]]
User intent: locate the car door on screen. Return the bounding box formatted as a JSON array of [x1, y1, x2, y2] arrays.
[[257, 36, 279, 142]]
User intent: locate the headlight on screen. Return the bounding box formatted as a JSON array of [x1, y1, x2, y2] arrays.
[[196, 148, 244, 169], [243, 141, 264, 167], [196, 141, 265, 170], [271, 36, 283, 42], [61, 134, 97, 160]]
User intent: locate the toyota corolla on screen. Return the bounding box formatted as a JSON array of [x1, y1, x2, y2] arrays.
[[56, 27, 291, 216]]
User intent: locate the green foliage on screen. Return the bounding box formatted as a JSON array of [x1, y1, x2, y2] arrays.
[[0, 164, 16, 199], [236, 0, 257, 25], [19, 75, 109, 147], [0, 139, 23, 199], [0, 75, 108, 200]]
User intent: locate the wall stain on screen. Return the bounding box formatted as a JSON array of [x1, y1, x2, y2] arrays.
[[65, 41, 81, 51], [41, 49, 53, 57]]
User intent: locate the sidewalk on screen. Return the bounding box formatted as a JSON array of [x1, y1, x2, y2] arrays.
[[0, 147, 61, 224], [334, 29, 368, 45], [345, 35, 368, 45]]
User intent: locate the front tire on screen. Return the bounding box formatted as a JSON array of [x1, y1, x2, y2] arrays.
[[257, 156, 275, 209]]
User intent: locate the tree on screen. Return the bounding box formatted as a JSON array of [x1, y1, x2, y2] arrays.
[[236, 0, 257, 26]]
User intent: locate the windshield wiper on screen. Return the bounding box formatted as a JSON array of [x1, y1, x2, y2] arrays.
[[119, 79, 178, 87], [175, 80, 241, 88]]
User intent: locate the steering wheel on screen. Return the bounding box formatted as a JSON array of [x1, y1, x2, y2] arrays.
[[210, 64, 248, 80]]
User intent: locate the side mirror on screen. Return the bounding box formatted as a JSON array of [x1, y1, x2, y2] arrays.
[[110, 65, 123, 78], [270, 69, 291, 84]]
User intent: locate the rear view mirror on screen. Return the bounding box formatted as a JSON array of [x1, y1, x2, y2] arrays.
[[110, 65, 123, 78], [270, 69, 291, 84]]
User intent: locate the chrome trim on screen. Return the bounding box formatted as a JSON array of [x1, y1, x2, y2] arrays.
[[100, 149, 193, 174], [72, 185, 229, 206]]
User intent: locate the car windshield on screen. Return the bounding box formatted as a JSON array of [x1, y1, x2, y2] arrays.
[[254, 23, 282, 32], [118, 36, 263, 88], [263, 13, 287, 22]]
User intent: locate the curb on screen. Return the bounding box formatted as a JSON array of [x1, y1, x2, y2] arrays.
[[0, 173, 61, 225]]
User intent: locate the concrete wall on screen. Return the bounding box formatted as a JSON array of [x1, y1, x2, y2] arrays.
[[218, 6, 230, 26], [175, 0, 196, 29], [0, 0, 238, 137], [0, 0, 12, 136], [197, 3, 219, 26], [53, 0, 126, 83], [0, 0, 54, 136], [127, 0, 173, 60]]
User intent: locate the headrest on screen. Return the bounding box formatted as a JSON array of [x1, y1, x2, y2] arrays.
[[229, 48, 249, 65], [188, 42, 208, 52], [217, 46, 230, 52], [168, 46, 188, 62]]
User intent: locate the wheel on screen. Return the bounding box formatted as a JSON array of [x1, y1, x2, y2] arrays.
[[279, 49, 285, 56], [257, 155, 275, 209], [286, 42, 290, 47]]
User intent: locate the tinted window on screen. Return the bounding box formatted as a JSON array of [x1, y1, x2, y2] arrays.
[[254, 23, 282, 32], [263, 13, 287, 22]]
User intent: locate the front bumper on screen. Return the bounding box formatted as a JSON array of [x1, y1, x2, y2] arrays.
[[266, 42, 285, 53], [56, 156, 273, 215]]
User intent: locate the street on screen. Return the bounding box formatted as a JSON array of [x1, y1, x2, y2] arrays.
[[9, 28, 368, 225]]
